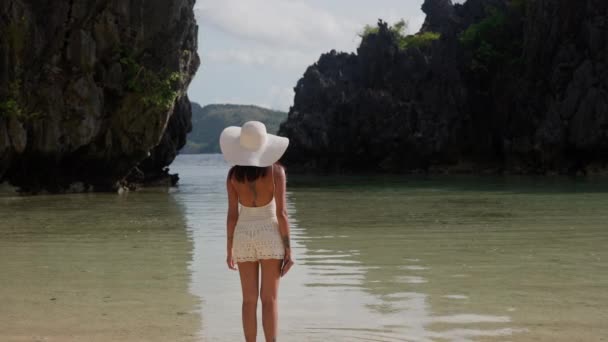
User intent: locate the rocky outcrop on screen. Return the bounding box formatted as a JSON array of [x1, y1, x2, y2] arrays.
[[279, 0, 608, 175], [0, 0, 200, 192]]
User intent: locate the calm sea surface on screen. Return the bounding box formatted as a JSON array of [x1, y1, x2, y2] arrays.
[[1, 154, 607, 342]]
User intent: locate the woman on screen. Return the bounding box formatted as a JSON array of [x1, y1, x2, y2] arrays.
[[219, 121, 294, 342]]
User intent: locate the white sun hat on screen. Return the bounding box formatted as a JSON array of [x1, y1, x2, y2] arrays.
[[219, 121, 289, 167]]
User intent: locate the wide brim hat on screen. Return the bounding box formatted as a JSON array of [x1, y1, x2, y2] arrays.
[[219, 121, 289, 167]]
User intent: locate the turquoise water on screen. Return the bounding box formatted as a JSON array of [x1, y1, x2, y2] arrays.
[[1, 154, 607, 341]]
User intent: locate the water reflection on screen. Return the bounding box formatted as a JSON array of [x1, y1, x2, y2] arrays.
[[0, 191, 201, 342], [287, 177, 608, 341], [288, 192, 519, 341]]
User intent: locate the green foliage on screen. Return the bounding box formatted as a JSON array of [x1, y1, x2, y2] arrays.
[[0, 18, 41, 121], [459, 10, 507, 47], [359, 19, 439, 51], [360, 19, 408, 38], [360, 24, 379, 37], [392, 19, 408, 35], [459, 7, 522, 73], [399, 31, 441, 50], [0, 99, 22, 119], [140, 71, 181, 108], [0, 81, 21, 118], [0, 80, 42, 121], [119, 50, 181, 110], [183, 103, 288, 154]]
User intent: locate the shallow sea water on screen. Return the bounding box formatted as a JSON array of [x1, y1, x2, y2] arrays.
[[1, 154, 607, 341]]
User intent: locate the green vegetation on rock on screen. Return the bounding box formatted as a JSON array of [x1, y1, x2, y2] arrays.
[[360, 19, 407, 39], [399, 31, 441, 50], [119, 49, 181, 110], [0, 80, 42, 121], [0, 81, 22, 119], [1, 17, 31, 121], [182, 103, 287, 154], [459, 7, 522, 73], [360, 19, 440, 51], [459, 10, 506, 47]]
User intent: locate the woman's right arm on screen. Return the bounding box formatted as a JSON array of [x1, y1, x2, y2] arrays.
[[226, 173, 239, 270]]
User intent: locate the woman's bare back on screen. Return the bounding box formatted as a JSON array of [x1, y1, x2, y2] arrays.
[[230, 165, 275, 207]]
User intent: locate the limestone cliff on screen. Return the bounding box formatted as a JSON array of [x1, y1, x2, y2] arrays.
[[279, 0, 608, 175], [0, 0, 200, 192]]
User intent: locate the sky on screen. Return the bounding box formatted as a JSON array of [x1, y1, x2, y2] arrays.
[[189, 0, 432, 112]]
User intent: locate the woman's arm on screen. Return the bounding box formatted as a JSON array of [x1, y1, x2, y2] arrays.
[[274, 164, 291, 254], [226, 172, 239, 270]]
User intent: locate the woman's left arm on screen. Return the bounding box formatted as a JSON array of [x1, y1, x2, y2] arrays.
[[274, 164, 294, 276], [226, 174, 239, 270]]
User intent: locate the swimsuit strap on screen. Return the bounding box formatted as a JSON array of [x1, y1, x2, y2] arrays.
[[271, 164, 276, 201]]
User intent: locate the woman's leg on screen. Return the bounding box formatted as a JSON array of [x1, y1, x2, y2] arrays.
[[238, 261, 259, 342], [260, 259, 282, 342]]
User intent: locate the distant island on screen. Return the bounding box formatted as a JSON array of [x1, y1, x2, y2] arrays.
[[182, 103, 287, 154]]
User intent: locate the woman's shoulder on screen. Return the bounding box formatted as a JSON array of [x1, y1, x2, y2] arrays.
[[272, 163, 287, 185], [272, 163, 286, 175]]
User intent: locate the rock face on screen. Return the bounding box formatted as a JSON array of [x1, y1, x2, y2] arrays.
[[279, 0, 608, 175], [0, 0, 200, 192]]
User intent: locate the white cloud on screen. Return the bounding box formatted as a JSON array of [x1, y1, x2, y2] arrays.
[[195, 0, 360, 51], [189, 0, 430, 111], [194, 0, 430, 72], [204, 48, 317, 71], [266, 85, 294, 111]]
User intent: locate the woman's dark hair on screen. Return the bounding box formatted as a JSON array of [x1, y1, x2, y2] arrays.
[[228, 163, 285, 183], [228, 166, 269, 183]]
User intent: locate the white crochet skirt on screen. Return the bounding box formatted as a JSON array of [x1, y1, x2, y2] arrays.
[[232, 201, 285, 263]]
